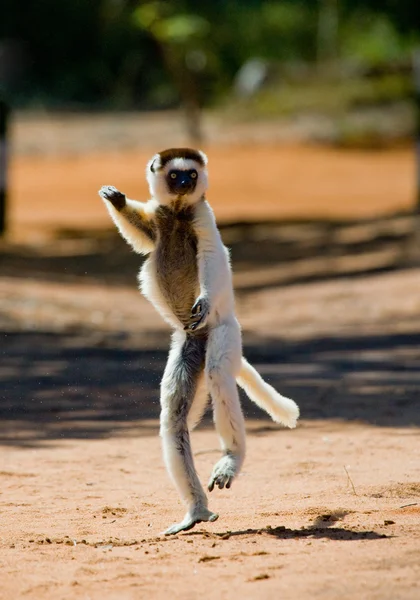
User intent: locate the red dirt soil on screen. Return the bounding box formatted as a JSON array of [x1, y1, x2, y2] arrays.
[[9, 144, 414, 241], [1, 423, 419, 600]]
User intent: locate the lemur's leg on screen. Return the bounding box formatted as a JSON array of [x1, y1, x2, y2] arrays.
[[187, 373, 209, 431], [206, 318, 246, 492], [98, 186, 156, 254], [161, 330, 218, 535]]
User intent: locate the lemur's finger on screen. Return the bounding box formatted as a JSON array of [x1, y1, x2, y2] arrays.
[[191, 301, 201, 316], [99, 185, 116, 198], [191, 297, 209, 317], [98, 186, 126, 210], [184, 313, 206, 331], [189, 310, 204, 324], [187, 299, 209, 330]]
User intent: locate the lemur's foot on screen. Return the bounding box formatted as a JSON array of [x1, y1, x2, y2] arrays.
[[163, 506, 219, 536], [98, 185, 126, 210], [208, 454, 238, 492], [184, 297, 210, 331]]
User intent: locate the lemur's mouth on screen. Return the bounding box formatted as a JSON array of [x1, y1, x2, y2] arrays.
[[176, 187, 194, 196], [173, 181, 195, 195]]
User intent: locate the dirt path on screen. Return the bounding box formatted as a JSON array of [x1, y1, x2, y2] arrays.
[[1, 421, 419, 600]]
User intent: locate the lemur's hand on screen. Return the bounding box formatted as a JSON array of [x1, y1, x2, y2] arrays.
[[185, 297, 210, 332], [99, 185, 126, 211]]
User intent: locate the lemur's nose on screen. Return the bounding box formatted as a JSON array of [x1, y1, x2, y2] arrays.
[[177, 175, 194, 193]]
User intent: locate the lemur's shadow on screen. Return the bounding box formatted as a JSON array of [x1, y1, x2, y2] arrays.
[[182, 524, 389, 542], [182, 510, 389, 541]]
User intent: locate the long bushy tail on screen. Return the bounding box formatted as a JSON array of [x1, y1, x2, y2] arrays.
[[236, 357, 299, 428]]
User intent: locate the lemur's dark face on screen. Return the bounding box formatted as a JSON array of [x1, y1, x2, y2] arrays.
[[166, 169, 198, 196]]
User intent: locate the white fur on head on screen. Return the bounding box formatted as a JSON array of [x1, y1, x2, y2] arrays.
[[146, 150, 208, 205]]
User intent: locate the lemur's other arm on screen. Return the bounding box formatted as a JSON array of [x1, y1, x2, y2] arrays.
[[99, 185, 156, 255], [185, 200, 234, 331]]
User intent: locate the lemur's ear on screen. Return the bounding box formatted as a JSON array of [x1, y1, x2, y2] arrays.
[[147, 153, 161, 175], [198, 150, 208, 166]]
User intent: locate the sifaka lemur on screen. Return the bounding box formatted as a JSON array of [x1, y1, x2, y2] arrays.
[[99, 147, 299, 535]]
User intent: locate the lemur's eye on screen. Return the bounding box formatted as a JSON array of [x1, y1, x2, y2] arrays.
[[190, 171, 197, 179], [170, 172, 177, 179]]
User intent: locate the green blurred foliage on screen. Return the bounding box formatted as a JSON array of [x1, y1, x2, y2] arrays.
[[341, 11, 412, 65], [0, 0, 418, 109]]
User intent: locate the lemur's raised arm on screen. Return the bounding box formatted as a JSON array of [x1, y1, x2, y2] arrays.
[[99, 185, 156, 255], [99, 148, 299, 536]]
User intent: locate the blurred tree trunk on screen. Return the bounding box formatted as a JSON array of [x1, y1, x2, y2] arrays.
[[159, 44, 202, 146], [317, 0, 339, 72], [133, 4, 206, 146], [0, 98, 9, 236], [407, 48, 420, 265], [413, 48, 420, 213]]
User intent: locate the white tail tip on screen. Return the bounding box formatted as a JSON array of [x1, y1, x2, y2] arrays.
[[237, 357, 300, 428]]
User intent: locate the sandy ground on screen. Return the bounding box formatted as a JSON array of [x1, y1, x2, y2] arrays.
[[1, 423, 419, 600], [1, 123, 420, 598]]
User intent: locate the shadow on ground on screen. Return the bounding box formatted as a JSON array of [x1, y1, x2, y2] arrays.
[[1, 327, 419, 447], [1, 211, 419, 290], [185, 524, 389, 542], [1, 212, 419, 446]]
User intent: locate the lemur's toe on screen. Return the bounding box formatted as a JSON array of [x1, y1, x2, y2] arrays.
[[218, 475, 233, 490], [208, 473, 234, 492], [163, 508, 218, 535], [164, 519, 199, 536], [208, 454, 238, 492], [218, 476, 232, 489]]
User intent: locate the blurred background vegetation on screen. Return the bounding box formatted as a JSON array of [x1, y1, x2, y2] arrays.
[[1, 0, 419, 146]]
